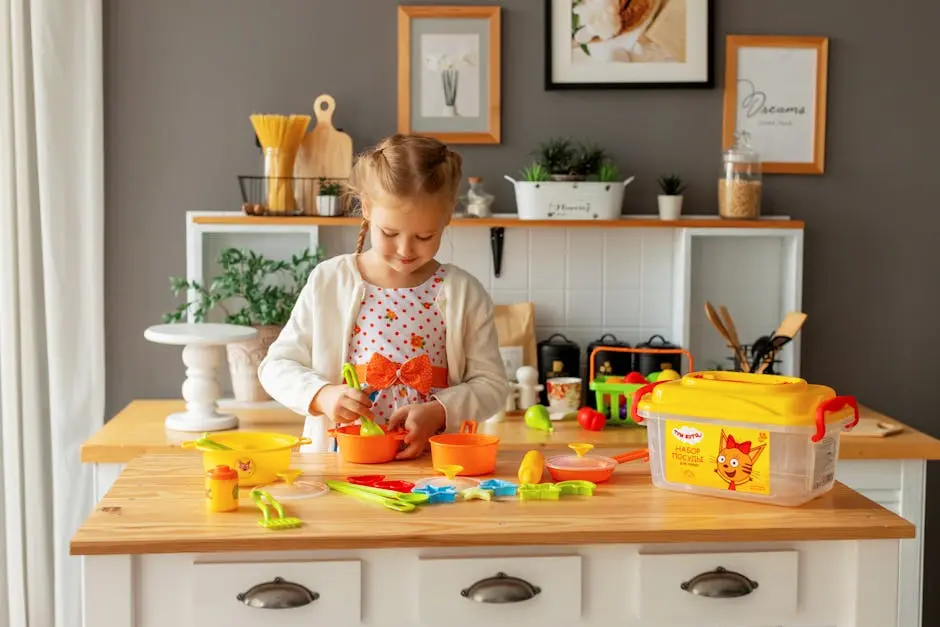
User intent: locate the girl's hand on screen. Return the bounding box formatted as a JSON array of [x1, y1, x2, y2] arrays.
[[310, 384, 374, 424], [387, 401, 446, 460]]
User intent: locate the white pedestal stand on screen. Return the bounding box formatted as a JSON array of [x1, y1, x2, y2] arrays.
[[144, 323, 258, 432]]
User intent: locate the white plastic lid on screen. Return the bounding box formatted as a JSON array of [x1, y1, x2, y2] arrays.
[[545, 454, 615, 472]]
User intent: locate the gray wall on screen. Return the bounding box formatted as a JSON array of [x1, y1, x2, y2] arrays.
[[105, 0, 940, 618]]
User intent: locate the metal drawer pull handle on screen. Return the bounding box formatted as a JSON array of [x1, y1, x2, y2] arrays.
[[461, 571, 541, 603], [680, 566, 758, 598], [236, 576, 320, 609]]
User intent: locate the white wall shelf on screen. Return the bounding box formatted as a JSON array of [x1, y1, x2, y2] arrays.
[[185, 211, 803, 379]]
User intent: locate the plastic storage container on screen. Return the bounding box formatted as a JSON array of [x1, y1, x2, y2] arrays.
[[631, 371, 859, 506], [719, 131, 762, 219]]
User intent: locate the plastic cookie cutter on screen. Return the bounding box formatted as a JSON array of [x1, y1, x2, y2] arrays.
[[461, 487, 493, 501], [553, 480, 597, 496], [478, 479, 519, 497], [518, 483, 563, 501]]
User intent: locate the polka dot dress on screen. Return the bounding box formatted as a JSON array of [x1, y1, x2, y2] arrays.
[[347, 266, 448, 424]]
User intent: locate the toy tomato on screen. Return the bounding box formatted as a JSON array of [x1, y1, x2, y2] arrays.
[[577, 407, 606, 431]]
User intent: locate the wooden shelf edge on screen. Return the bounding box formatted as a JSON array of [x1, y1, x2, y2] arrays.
[[191, 214, 805, 230]]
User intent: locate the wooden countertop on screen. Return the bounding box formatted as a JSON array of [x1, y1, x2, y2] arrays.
[[70, 449, 914, 556], [83, 399, 940, 464]]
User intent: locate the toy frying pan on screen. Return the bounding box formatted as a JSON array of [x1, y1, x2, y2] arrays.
[[544, 443, 649, 483]]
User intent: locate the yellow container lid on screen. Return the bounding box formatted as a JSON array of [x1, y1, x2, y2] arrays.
[[635, 371, 858, 431]]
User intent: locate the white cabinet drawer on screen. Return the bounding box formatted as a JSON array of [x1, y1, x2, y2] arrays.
[[635, 550, 798, 626], [191, 559, 361, 627], [418, 555, 581, 627]]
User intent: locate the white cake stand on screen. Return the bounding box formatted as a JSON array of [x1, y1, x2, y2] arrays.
[[144, 323, 259, 432]]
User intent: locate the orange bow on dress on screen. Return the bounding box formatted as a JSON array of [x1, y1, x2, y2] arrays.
[[365, 353, 434, 396]]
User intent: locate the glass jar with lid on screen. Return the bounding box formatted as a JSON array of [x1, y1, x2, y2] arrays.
[[719, 131, 762, 219]]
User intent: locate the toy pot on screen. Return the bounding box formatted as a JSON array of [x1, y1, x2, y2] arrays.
[[429, 420, 500, 476], [330, 425, 408, 464], [180, 431, 312, 487]]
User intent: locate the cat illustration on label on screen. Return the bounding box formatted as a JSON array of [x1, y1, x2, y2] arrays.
[[236, 458, 254, 476], [715, 430, 766, 491]]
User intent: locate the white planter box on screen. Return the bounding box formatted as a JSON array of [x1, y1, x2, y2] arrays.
[[504, 176, 635, 221]]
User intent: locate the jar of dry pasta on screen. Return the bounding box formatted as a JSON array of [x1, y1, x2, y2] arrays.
[[719, 132, 762, 219]]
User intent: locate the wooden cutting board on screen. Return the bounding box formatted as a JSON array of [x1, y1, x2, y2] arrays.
[[294, 94, 354, 214], [842, 416, 905, 438]]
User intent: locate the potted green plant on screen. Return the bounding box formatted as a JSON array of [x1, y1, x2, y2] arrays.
[[163, 247, 322, 402], [316, 178, 343, 216], [657, 174, 686, 221], [504, 137, 635, 221]]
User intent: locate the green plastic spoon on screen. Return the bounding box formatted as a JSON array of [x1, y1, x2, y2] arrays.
[[342, 362, 383, 437]]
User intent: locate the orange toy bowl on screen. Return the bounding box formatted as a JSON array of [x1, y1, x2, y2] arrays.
[[429, 420, 499, 476], [331, 425, 407, 464]]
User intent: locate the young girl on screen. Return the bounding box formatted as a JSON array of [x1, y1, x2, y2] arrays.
[[258, 134, 508, 459]]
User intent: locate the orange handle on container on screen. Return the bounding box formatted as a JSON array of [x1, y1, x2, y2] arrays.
[[459, 420, 478, 434], [630, 381, 667, 424], [813, 396, 859, 442], [589, 345, 695, 384]]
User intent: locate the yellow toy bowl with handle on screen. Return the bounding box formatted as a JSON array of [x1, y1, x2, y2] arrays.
[[180, 432, 312, 487]]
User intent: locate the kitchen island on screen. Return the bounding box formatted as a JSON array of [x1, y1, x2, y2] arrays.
[[84, 399, 940, 627], [73, 449, 913, 627]]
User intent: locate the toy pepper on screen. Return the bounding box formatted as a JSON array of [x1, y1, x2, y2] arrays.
[[577, 407, 606, 431]]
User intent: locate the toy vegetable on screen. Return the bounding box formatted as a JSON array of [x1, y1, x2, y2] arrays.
[[577, 407, 606, 431]]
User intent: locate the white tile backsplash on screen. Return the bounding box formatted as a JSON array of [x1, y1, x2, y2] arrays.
[[321, 226, 681, 358]]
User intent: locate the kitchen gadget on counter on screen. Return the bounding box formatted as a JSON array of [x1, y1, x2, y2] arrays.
[[588, 345, 694, 426], [262, 469, 328, 501], [536, 333, 581, 405], [144, 322, 259, 432], [181, 431, 312, 487], [342, 362, 383, 436], [329, 424, 408, 464], [250, 489, 302, 529], [632, 371, 860, 506], [429, 420, 500, 476], [544, 443, 650, 483]]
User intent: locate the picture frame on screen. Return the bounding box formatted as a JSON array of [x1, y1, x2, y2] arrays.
[[397, 5, 501, 144], [722, 35, 829, 175], [544, 0, 713, 90]]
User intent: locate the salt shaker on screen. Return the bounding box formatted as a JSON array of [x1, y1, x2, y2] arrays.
[[514, 366, 543, 410]]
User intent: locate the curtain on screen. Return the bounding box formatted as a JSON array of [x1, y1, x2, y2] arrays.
[[0, 0, 105, 626]]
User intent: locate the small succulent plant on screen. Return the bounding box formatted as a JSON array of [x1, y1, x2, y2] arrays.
[[597, 160, 620, 183], [520, 162, 550, 182], [318, 178, 342, 196], [658, 174, 687, 196]]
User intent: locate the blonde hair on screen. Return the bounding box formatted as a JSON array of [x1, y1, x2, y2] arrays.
[[346, 134, 463, 253]]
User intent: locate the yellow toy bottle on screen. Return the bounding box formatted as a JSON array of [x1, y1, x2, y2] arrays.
[[206, 464, 239, 512]]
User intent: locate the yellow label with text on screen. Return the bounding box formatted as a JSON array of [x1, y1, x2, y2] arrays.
[[664, 420, 770, 494]]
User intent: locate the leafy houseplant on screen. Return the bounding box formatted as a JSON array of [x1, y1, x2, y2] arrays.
[[657, 173, 686, 221], [316, 178, 344, 217], [164, 247, 323, 402]]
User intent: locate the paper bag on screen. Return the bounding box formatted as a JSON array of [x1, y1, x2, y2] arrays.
[[493, 302, 537, 380]]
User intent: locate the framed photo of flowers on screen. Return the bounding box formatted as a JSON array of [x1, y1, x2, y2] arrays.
[[545, 0, 713, 89], [397, 5, 501, 144]]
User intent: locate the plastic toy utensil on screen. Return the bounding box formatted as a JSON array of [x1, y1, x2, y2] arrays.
[[335, 481, 429, 505], [250, 489, 302, 529], [326, 481, 416, 512], [347, 475, 415, 492], [342, 362, 383, 437]]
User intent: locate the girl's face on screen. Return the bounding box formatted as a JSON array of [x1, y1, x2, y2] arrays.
[[363, 197, 450, 276]]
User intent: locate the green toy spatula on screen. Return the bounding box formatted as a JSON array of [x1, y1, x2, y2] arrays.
[[342, 362, 383, 436]]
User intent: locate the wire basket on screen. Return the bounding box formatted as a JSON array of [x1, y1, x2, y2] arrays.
[[238, 176, 349, 217]]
